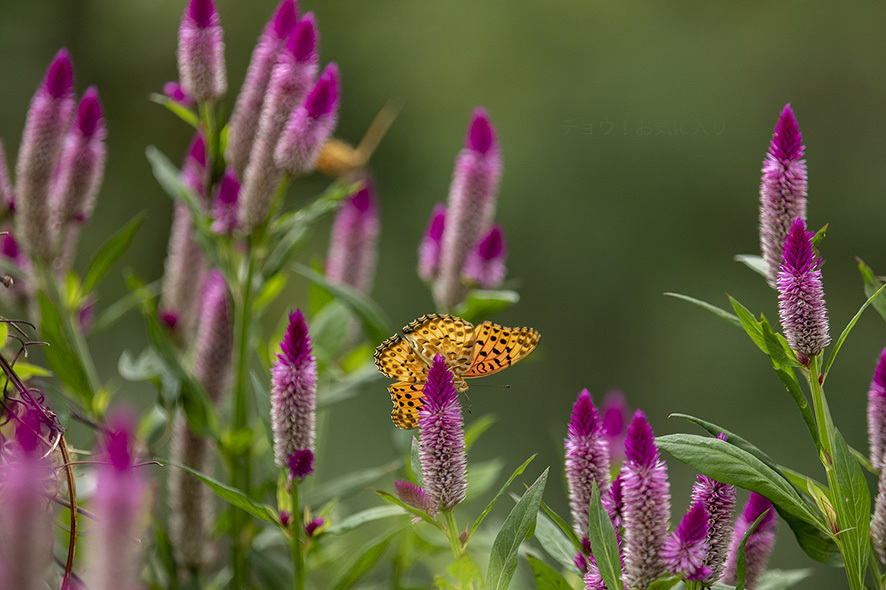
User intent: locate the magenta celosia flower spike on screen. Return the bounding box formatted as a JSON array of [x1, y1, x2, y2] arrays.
[[0, 139, 14, 218], [690, 461, 736, 584], [417, 203, 446, 282], [50, 86, 107, 266], [239, 15, 319, 232], [419, 354, 468, 510], [433, 107, 503, 310], [602, 472, 624, 530], [0, 407, 54, 590], [868, 349, 886, 470], [287, 448, 315, 480], [324, 175, 380, 295], [463, 223, 507, 289], [394, 480, 437, 518], [160, 134, 209, 341], [621, 410, 670, 590], [662, 501, 711, 581], [211, 169, 241, 234], [163, 81, 194, 107], [169, 271, 230, 574], [177, 0, 227, 103], [271, 310, 318, 468], [721, 493, 777, 590], [82, 413, 150, 590], [564, 389, 611, 540], [759, 104, 807, 288], [601, 390, 631, 467], [275, 62, 341, 174], [777, 217, 830, 365], [15, 48, 75, 263], [226, 0, 299, 175], [873, 469, 886, 563]]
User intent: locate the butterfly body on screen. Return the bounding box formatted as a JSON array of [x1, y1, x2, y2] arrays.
[[374, 314, 540, 429]]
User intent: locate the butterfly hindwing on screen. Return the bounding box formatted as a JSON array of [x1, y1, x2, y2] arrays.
[[374, 334, 429, 383], [402, 313, 476, 379], [465, 322, 540, 377], [389, 382, 425, 430]]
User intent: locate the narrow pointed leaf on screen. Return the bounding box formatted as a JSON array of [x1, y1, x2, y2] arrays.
[[823, 283, 886, 381], [664, 292, 741, 327], [456, 289, 520, 324], [468, 455, 536, 541], [526, 554, 573, 590], [586, 482, 623, 590], [326, 506, 406, 535], [81, 214, 144, 295], [533, 510, 579, 572], [36, 292, 93, 406], [734, 510, 770, 590], [487, 468, 549, 590], [857, 257, 886, 323], [734, 254, 769, 278], [830, 428, 870, 590], [729, 295, 767, 350], [148, 93, 200, 127], [331, 530, 400, 590]]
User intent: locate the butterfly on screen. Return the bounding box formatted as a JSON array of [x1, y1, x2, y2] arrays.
[[374, 314, 540, 429]]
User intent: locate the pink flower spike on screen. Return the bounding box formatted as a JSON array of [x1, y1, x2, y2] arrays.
[[287, 449, 315, 481], [226, 0, 300, 174], [271, 310, 318, 468], [601, 389, 631, 466], [564, 389, 610, 540], [177, 0, 227, 103], [663, 502, 711, 581], [622, 410, 671, 589], [324, 175, 380, 295], [193, 270, 233, 403], [868, 348, 886, 470], [433, 107, 503, 310], [722, 493, 777, 590], [15, 48, 76, 263], [394, 480, 437, 517], [211, 169, 241, 234], [417, 203, 446, 282], [275, 62, 341, 175], [777, 218, 830, 365], [463, 223, 508, 289], [691, 463, 736, 585], [418, 355, 468, 510], [238, 14, 319, 232], [82, 412, 150, 590], [759, 104, 807, 288], [50, 86, 107, 248], [163, 81, 194, 107]]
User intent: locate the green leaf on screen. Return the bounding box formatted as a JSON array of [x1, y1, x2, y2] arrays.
[[526, 554, 573, 590], [330, 529, 400, 590], [587, 482, 623, 590], [857, 257, 886, 324], [656, 434, 826, 530], [778, 509, 843, 566], [36, 292, 93, 406], [292, 263, 391, 345], [0, 321, 8, 347], [374, 490, 437, 526], [665, 292, 742, 327], [829, 428, 870, 590], [539, 501, 583, 554], [771, 367, 819, 448], [410, 435, 424, 486], [92, 279, 162, 334], [252, 272, 287, 313], [325, 505, 406, 535], [8, 361, 51, 380], [734, 254, 769, 279], [823, 282, 886, 381], [486, 468, 548, 590], [468, 455, 536, 541], [148, 92, 199, 127], [160, 460, 278, 524], [728, 295, 767, 351], [456, 289, 520, 324], [465, 414, 498, 452], [81, 214, 144, 296], [310, 300, 350, 363], [533, 510, 579, 573], [435, 554, 485, 590]]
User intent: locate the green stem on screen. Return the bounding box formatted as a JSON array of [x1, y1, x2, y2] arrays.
[[807, 355, 835, 472], [37, 263, 102, 399], [442, 509, 462, 559], [230, 242, 256, 590], [291, 483, 305, 590]]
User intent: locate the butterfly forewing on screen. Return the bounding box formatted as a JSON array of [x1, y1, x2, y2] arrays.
[[389, 382, 425, 430], [374, 334, 430, 383], [401, 314, 476, 379], [465, 322, 540, 377]]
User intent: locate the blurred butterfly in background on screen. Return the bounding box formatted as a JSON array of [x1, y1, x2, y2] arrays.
[[374, 314, 540, 429]]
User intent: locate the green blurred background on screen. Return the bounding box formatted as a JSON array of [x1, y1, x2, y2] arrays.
[[2, 1, 886, 587]]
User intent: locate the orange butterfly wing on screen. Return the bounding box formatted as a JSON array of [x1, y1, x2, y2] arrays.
[[388, 382, 425, 430], [401, 313, 475, 384], [464, 322, 540, 378], [373, 334, 429, 383]]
